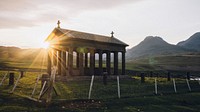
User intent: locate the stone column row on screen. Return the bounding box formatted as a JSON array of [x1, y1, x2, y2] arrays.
[[90, 50, 126, 76], [47, 48, 126, 76], [48, 48, 96, 76]]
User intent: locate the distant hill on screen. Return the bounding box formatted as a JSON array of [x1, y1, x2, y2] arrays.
[[0, 46, 45, 60], [177, 32, 200, 51], [0, 46, 47, 69], [126, 36, 192, 60]]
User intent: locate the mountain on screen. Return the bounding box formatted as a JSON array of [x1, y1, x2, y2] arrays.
[[0, 46, 46, 60], [0, 46, 48, 69], [177, 32, 200, 51], [126, 36, 192, 60]]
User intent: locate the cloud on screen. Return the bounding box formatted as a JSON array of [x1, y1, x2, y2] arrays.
[[0, 0, 139, 29]]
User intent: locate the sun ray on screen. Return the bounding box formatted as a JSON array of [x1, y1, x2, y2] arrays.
[[25, 49, 48, 71]]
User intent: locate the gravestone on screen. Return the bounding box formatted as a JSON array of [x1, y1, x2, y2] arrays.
[[141, 73, 145, 83], [167, 72, 171, 81]]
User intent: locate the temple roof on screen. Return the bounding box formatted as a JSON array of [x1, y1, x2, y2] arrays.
[[46, 28, 129, 46]]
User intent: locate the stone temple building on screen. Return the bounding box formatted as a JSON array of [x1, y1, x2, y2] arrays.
[[45, 21, 128, 76]]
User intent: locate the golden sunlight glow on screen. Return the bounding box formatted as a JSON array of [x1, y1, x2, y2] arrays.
[[41, 42, 50, 49]]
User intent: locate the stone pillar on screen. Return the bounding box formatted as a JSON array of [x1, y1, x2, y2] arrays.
[[57, 50, 61, 75], [106, 51, 111, 75], [76, 52, 80, 68], [66, 50, 68, 68], [99, 50, 103, 75], [53, 49, 57, 66], [79, 53, 84, 75], [122, 51, 125, 75], [114, 51, 118, 75], [47, 49, 52, 76], [90, 49, 95, 76], [68, 48, 73, 75], [61, 51, 66, 76], [85, 53, 88, 68]]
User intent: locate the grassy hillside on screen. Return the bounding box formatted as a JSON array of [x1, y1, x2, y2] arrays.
[[0, 46, 47, 70], [126, 53, 200, 72]]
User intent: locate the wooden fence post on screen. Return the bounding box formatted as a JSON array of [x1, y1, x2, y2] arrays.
[[117, 76, 121, 99], [186, 72, 190, 80], [88, 75, 94, 99], [41, 74, 49, 89], [173, 79, 177, 93], [9, 73, 14, 86], [186, 79, 191, 91], [20, 71, 24, 78], [155, 78, 158, 94]]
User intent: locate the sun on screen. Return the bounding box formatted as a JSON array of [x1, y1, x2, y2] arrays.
[[41, 42, 50, 49]]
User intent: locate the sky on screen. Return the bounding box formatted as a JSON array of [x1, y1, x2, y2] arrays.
[[0, 0, 200, 49]]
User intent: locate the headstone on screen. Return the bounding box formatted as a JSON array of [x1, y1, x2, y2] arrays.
[[9, 73, 14, 85], [167, 72, 171, 81], [150, 71, 153, 77], [141, 73, 145, 83], [155, 73, 159, 78]]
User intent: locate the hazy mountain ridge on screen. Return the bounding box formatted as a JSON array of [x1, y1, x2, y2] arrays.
[[0, 46, 45, 60], [177, 32, 200, 51], [126, 36, 195, 60]]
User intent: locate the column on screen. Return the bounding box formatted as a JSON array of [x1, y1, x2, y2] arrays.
[[66, 50, 68, 68], [53, 49, 57, 66], [57, 50, 61, 75], [85, 53, 88, 68], [99, 50, 103, 75], [114, 51, 118, 75], [79, 53, 84, 75], [76, 52, 80, 68], [122, 51, 125, 75], [68, 48, 73, 75], [106, 51, 111, 75], [47, 49, 52, 76], [61, 51, 66, 76], [90, 49, 95, 75]]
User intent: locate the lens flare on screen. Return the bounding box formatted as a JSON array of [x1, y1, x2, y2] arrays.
[[41, 42, 50, 49]]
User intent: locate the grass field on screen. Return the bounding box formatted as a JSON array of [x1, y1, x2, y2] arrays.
[[1, 71, 200, 112], [0, 53, 200, 111], [127, 54, 200, 71]]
